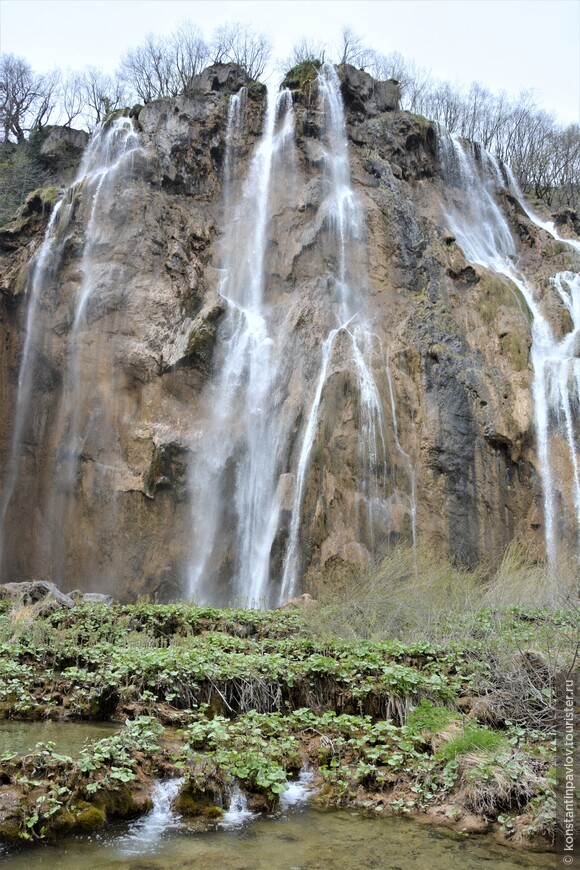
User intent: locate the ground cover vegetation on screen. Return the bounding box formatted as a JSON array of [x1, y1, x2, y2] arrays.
[[0, 543, 576, 851]]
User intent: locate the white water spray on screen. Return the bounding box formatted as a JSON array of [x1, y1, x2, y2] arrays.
[[119, 777, 183, 855]]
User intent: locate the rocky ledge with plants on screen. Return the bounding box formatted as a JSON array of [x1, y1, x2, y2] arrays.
[[0, 546, 576, 854]]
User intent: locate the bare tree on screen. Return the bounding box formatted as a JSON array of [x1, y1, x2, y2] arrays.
[[120, 25, 208, 103], [0, 54, 59, 141], [80, 67, 128, 128], [211, 22, 272, 80], [336, 27, 372, 68], [289, 37, 326, 66], [60, 72, 85, 127], [171, 22, 209, 91]]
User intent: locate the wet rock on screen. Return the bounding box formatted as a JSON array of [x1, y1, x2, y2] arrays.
[[81, 592, 114, 605]]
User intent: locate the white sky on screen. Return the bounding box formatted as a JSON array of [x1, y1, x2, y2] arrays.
[[1, 0, 579, 124]]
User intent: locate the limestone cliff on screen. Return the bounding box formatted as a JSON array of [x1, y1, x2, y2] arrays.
[[0, 63, 578, 602]]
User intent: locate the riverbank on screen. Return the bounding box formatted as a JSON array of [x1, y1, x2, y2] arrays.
[[0, 576, 573, 855]]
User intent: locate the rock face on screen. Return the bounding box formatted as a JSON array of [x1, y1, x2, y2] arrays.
[[0, 63, 578, 602]]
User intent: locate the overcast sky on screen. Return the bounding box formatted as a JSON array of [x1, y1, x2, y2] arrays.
[[1, 0, 579, 124]]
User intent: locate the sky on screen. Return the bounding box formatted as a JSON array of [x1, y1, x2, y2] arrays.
[[1, 0, 579, 124]]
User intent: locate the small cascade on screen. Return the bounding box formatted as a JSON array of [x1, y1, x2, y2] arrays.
[[503, 165, 580, 254], [438, 131, 580, 562], [223, 87, 247, 188], [187, 88, 296, 606], [118, 777, 183, 854], [279, 768, 315, 809], [280, 326, 343, 600], [218, 783, 255, 828]]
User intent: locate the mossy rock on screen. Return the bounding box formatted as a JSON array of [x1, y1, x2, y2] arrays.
[[246, 81, 267, 102], [47, 801, 106, 837], [174, 762, 226, 817], [283, 60, 322, 92], [187, 323, 214, 358], [25, 186, 59, 209], [0, 816, 23, 843], [91, 783, 139, 819], [499, 332, 529, 371], [173, 789, 223, 818]]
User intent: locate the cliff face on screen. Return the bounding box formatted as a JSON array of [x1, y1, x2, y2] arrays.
[[0, 63, 578, 603]]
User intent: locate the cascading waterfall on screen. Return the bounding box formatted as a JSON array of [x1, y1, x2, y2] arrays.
[[46, 118, 142, 578], [281, 62, 414, 598], [0, 117, 142, 582], [438, 131, 580, 562], [187, 88, 296, 607]]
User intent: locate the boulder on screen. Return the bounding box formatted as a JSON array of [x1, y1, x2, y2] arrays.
[[189, 63, 250, 95], [0, 580, 74, 608], [39, 126, 89, 177], [338, 64, 400, 118]]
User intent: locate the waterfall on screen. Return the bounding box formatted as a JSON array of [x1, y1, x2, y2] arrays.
[[438, 132, 580, 562], [0, 201, 67, 575], [187, 88, 296, 607], [0, 117, 142, 582], [46, 118, 142, 579], [280, 62, 415, 599]]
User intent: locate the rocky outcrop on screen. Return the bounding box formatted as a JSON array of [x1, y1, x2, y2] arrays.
[[0, 63, 577, 601]]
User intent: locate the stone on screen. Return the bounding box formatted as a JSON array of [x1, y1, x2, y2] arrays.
[[337, 64, 400, 119], [278, 592, 317, 609], [81, 593, 114, 605]]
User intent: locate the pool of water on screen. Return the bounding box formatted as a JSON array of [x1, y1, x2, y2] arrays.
[[0, 719, 118, 758], [0, 803, 551, 869]]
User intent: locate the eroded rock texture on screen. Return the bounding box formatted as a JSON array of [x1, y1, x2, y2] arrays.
[[0, 63, 577, 602]]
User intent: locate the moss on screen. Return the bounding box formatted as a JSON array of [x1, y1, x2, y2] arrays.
[[406, 112, 433, 129], [0, 817, 23, 843], [46, 802, 106, 837], [186, 322, 216, 364], [246, 81, 267, 102], [92, 783, 133, 817], [173, 790, 221, 817], [283, 60, 322, 92], [500, 333, 529, 371], [476, 272, 532, 327]]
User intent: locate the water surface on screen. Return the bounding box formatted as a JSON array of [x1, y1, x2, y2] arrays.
[[0, 806, 551, 869]]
